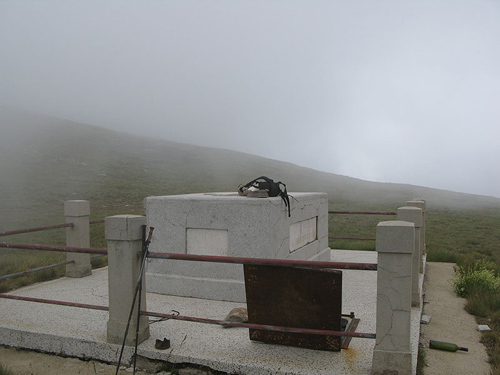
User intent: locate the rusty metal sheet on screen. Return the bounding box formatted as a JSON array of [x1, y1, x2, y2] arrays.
[[244, 264, 342, 351]]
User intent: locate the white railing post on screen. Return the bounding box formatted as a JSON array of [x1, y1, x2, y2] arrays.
[[64, 200, 92, 278], [397, 206, 423, 307], [105, 215, 150, 346], [407, 199, 426, 272], [372, 221, 414, 375]]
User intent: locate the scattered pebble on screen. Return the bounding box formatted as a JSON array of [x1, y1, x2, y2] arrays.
[[421, 315, 432, 324], [477, 325, 491, 332]]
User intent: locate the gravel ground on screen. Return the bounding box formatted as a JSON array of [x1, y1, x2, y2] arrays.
[[0, 347, 214, 375]]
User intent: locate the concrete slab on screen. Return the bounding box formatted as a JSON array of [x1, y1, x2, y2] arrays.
[[145, 192, 331, 302], [0, 250, 422, 375]]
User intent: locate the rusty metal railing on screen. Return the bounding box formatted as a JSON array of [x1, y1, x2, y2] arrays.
[[0, 242, 108, 255], [0, 293, 375, 339], [328, 211, 396, 215], [147, 251, 377, 270], [1, 211, 380, 344], [0, 242, 376, 271], [0, 219, 104, 238], [0, 223, 74, 237], [328, 210, 396, 241], [0, 241, 377, 340]]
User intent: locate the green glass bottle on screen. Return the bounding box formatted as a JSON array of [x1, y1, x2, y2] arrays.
[[429, 340, 468, 352]]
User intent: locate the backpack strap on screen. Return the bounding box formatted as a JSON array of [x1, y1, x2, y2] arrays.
[[277, 181, 291, 217], [243, 176, 273, 189], [242, 176, 291, 217]]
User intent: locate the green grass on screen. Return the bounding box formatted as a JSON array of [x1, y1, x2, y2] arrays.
[[453, 258, 500, 374], [1, 106, 500, 371], [416, 344, 427, 375], [0, 364, 15, 375], [0, 222, 107, 292]]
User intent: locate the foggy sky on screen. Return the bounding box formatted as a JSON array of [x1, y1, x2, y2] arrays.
[[1, 1, 499, 198]]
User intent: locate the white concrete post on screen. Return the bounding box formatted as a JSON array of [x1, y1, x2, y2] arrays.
[[65, 200, 92, 278], [105, 215, 150, 346], [397, 206, 423, 307], [372, 221, 414, 375], [407, 198, 426, 272]]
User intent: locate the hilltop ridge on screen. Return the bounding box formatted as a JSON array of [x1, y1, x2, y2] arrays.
[[1, 104, 499, 230]]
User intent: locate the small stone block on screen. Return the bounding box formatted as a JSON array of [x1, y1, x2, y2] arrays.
[[397, 206, 423, 227], [421, 315, 431, 324], [477, 325, 491, 332], [64, 200, 90, 216], [376, 221, 415, 254], [105, 215, 146, 241]]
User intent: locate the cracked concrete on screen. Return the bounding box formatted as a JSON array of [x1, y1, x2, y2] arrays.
[[145, 192, 330, 302], [0, 250, 422, 375], [0, 346, 152, 375]]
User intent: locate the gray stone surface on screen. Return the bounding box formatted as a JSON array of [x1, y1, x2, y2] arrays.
[[106, 215, 150, 346], [372, 221, 414, 375], [65, 200, 92, 278], [145, 192, 331, 302], [0, 250, 422, 374]]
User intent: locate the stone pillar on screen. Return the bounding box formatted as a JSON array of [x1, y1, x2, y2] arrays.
[[105, 215, 150, 346], [407, 198, 426, 272], [397, 206, 422, 307], [372, 221, 414, 375], [65, 200, 92, 278]]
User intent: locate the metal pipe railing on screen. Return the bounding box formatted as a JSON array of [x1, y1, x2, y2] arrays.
[[329, 236, 375, 241], [147, 251, 377, 271], [0, 294, 375, 339], [328, 210, 396, 242], [0, 293, 109, 311], [0, 242, 108, 255], [141, 310, 376, 339], [328, 211, 396, 215], [0, 243, 376, 270], [0, 260, 76, 281], [0, 255, 105, 281], [0, 223, 74, 237]]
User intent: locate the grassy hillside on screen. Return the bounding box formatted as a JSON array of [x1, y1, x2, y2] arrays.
[[1, 105, 500, 372], [1, 104, 500, 261]]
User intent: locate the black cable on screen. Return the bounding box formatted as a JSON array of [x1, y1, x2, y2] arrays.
[[114, 226, 153, 375]]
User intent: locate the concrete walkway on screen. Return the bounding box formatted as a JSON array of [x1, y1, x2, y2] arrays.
[[420, 262, 491, 375], [0, 251, 422, 375]]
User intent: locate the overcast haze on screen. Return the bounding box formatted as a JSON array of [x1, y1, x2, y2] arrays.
[[1, 1, 499, 198]]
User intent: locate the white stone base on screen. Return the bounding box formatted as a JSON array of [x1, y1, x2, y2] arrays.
[[146, 247, 331, 302], [145, 192, 330, 302], [372, 349, 413, 375]]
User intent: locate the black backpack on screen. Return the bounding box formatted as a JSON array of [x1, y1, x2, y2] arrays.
[[239, 176, 291, 217]]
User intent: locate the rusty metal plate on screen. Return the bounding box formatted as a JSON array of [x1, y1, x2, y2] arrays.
[[244, 265, 342, 351]]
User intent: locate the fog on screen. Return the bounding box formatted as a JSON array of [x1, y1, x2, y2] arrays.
[[1, 1, 499, 198]]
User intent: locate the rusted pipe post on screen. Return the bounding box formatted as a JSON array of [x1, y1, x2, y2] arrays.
[[372, 221, 414, 375], [105, 215, 150, 346], [65, 200, 92, 277]]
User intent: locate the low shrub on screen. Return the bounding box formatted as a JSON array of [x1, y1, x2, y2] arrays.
[[453, 260, 500, 298]]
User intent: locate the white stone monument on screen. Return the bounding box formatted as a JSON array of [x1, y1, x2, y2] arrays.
[[145, 192, 331, 302]]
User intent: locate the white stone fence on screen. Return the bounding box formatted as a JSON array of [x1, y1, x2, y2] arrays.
[[62, 198, 426, 375], [371, 198, 426, 375]]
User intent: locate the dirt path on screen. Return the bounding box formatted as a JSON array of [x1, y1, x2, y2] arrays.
[[420, 262, 491, 375], [0, 347, 154, 375]]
